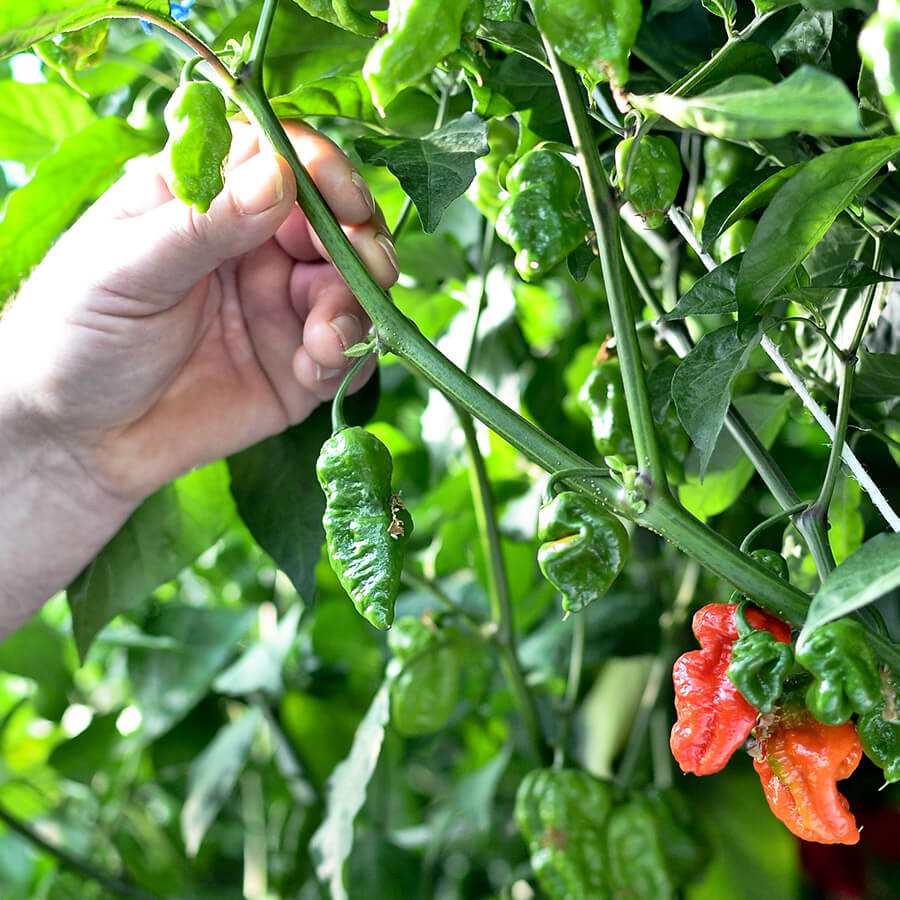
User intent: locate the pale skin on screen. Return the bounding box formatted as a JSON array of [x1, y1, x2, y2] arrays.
[[0, 121, 398, 636]]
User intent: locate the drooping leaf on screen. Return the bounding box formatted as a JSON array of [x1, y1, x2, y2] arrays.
[[181, 707, 263, 857], [672, 321, 762, 478], [735, 135, 900, 321], [798, 532, 900, 647], [309, 684, 391, 900], [271, 72, 376, 121], [68, 461, 237, 661], [663, 254, 741, 320], [355, 112, 489, 232], [828, 472, 864, 566], [0, 117, 158, 303], [632, 67, 864, 139], [0, 0, 168, 58]]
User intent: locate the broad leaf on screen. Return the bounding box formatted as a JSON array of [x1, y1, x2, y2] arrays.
[[798, 532, 900, 647], [271, 72, 376, 121], [633, 67, 864, 139], [0, 0, 167, 58], [735, 135, 900, 321], [355, 112, 489, 232], [663, 255, 741, 320], [0, 117, 158, 303], [181, 707, 263, 857], [672, 321, 762, 478], [854, 346, 900, 400], [310, 684, 391, 900], [0, 82, 96, 167], [68, 462, 237, 661], [467, 53, 557, 117]]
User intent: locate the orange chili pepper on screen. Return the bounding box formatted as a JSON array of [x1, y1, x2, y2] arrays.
[[752, 714, 861, 845], [670, 603, 791, 775]]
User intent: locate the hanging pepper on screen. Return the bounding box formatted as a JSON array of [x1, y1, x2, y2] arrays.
[[856, 667, 900, 783], [796, 619, 882, 726], [514, 768, 613, 900], [163, 81, 232, 214], [749, 548, 791, 582], [670, 602, 791, 775], [615, 135, 683, 228], [726, 609, 793, 714], [495, 148, 588, 280], [752, 712, 862, 845], [578, 358, 635, 461], [536, 491, 630, 615], [316, 427, 413, 630]]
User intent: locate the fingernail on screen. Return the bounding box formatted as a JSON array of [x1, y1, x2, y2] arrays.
[[232, 154, 284, 215], [375, 231, 400, 277], [316, 364, 344, 382], [330, 314, 362, 351], [350, 170, 376, 215]]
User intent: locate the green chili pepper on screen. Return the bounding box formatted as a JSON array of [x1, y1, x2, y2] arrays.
[[796, 619, 882, 726], [640, 788, 710, 885], [34, 22, 108, 89], [290, 0, 381, 36], [496, 148, 588, 280], [750, 548, 791, 582], [607, 800, 676, 900], [536, 491, 629, 614], [615, 135, 682, 229], [532, 0, 642, 85], [514, 768, 613, 900], [362, 0, 469, 115], [163, 81, 232, 214], [857, 694, 900, 784], [316, 426, 413, 630], [578, 358, 635, 461], [727, 627, 794, 714]]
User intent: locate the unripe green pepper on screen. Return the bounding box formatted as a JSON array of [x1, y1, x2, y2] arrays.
[[714, 218, 756, 263], [615, 135, 682, 228], [578, 359, 635, 461], [514, 768, 613, 899], [163, 81, 232, 214], [496, 148, 588, 280], [316, 426, 413, 630], [750, 548, 791, 582], [857, 693, 900, 783], [796, 619, 882, 726], [607, 800, 676, 900], [640, 788, 709, 884]]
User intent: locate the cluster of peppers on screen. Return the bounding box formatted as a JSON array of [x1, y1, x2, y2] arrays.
[[670, 572, 900, 845], [514, 768, 708, 899]]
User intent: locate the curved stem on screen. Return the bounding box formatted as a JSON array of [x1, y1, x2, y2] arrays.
[[740, 501, 811, 554], [330, 345, 375, 433], [810, 359, 855, 523]]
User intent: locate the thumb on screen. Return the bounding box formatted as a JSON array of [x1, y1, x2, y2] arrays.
[[100, 151, 296, 304]]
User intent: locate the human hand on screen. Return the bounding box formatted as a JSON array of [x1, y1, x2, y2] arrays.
[[0, 120, 398, 503]]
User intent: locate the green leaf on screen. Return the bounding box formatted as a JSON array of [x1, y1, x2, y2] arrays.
[[0, 81, 96, 166], [128, 605, 256, 739], [663, 254, 741, 320], [181, 707, 263, 857], [466, 52, 557, 117], [854, 346, 900, 400], [48, 713, 120, 783], [633, 67, 864, 139], [0, 619, 73, 720], [0, 117, 158, 303], [701, 0, 737, 24], [735, 136, 900, 321], [68, 462, 237, 662], [772, 9, 833, 73], [0, 0, 168, 58], [672, 321, 762, 478], [309, 684, 391, 900], [271, 72, 376, 121], [828, 472, 864, 566], [799, 532, 900, 647], [355, 112, 489, 232], [780, 259, 897, 312]]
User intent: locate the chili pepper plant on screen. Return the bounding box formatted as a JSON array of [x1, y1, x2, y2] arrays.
[[3, 1, 900, 898]]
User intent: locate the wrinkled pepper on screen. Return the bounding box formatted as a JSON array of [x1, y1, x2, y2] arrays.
[[857, 701, 900, 784], [615, 135, 683, 228], [796, 619, 882, 726], [163, 81, 232, 213], [578, 358, 635, 461], [671, 602, 791, 775], [536, 491, 629, 614], [607, 800, 676, 900], [496, 148, 588, 280], [514, 768, 613, 899], [316, 426, 413, 630], [752, 712, 862, 844]]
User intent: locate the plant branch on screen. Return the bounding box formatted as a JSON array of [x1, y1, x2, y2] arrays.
[[554, 613, 586, 769], [247, 0, 280, 87]]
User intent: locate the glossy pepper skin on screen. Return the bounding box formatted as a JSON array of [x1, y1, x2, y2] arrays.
[[752, 713, 862, 845], [514, 768, 613, 900], [536, 491, 629, 614], [857, 700, 900, 784], [671, 603, 791, 775], [163, 82, 232, 214], [615, 135, 682, 228], [796, 619, 882, 726], [496, 149, 588, 280], [727, 628, 794, 714], [316, 427, 413, 630], [578, 359, 635, 460]]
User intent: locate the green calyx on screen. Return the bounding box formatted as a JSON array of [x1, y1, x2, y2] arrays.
[[614, 135, 682, 229]]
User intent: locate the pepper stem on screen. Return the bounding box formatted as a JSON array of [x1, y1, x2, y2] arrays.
[[331, 343, 376, 434]]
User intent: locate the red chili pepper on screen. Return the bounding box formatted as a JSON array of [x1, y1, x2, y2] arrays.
[[670, 603, 791, 775], [752, 714, 861, 845]]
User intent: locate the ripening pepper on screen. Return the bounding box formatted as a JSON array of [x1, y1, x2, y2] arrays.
[[495, 148, 588, 280], [536, 491, 629, 614], [752, 713, 862, 845], [671, 603, 791, 775], [316, 426, 413, 630], [514, 768, 613, 899], [607, 801, 676, 900], [796, 619, 882, 726], [615, 135, 682, 228], [163, 81, 232, 214]]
